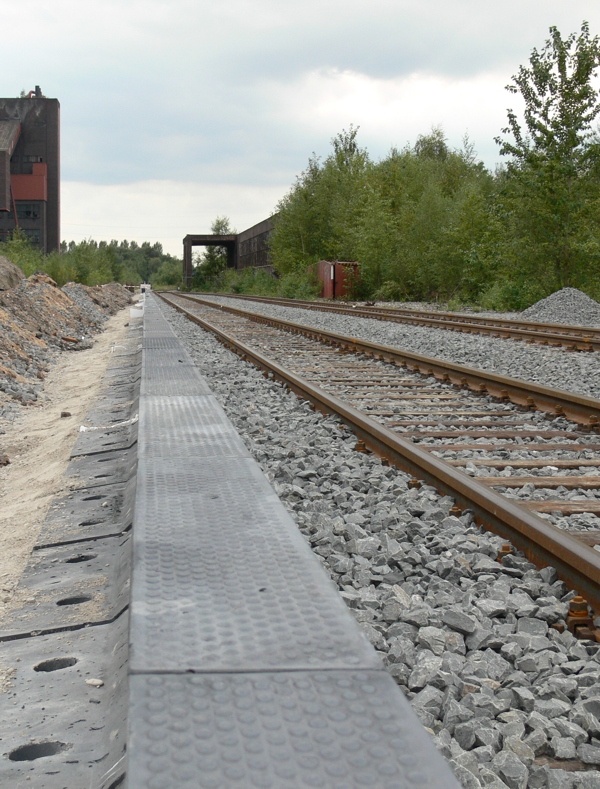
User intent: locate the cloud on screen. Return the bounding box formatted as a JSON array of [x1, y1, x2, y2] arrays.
[[263, 68, 518, 167], [61, 180, 287, 256], [4, 0, 600, 244]]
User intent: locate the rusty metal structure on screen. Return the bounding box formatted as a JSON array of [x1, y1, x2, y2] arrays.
[[236, 216, 275, 270], [316, 260, 360, 299], [0, 88, 60, 252], [183, 216, 276, 286]]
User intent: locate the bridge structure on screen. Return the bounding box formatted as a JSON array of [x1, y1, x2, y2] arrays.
[[182, 234, 237, 287], [183, 216, 276, 286]]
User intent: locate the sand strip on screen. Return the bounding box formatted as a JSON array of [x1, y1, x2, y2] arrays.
[[0, 308, 132, 620]]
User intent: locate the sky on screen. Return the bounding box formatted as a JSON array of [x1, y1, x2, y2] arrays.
[[4, 1, 600, 256]]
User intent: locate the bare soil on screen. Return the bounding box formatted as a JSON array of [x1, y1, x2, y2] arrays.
[[0, 309, 132, 621]]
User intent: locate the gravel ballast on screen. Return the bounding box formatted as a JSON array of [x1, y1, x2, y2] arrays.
[[157, 296, 600, 789], [521, 289, 600, 327], [380, 288, 600, 326], [199, 295, 600, 400]]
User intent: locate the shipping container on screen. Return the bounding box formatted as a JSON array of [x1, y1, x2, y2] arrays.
[[316, 260, 360, 299]]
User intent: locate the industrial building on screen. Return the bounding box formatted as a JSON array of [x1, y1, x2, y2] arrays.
[[183, 216, 276, 286], [0, 88, 60, 253]]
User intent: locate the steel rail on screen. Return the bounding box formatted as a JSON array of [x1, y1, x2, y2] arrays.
[[158, 291, 600, 613], [169, 293, 600, 429], [190, 292, 600, 351]]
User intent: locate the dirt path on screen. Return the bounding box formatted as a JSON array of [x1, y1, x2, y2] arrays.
[[0, 308, 132, 619]]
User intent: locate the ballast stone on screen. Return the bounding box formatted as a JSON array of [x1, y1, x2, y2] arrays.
[[442, 609, 478, 635], [578, 743, 600, 765], [492, 750, 529, 789], [521, 287, 600, 327], [156, 297, 600, 789], [202, 292, 600, 400]]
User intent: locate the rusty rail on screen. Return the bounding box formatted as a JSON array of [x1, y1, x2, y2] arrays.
[[170, 293, 600, 429], [158, 291, 600, 613], [190, 292, 600, 352]]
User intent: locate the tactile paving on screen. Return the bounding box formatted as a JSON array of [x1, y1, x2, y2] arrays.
[[138, 395, 251, 459], [142, 343, 194, 371], [142, 336, 184, 350], [130, 457, 376, 672], [128, 671, 457, 789], [141, 366, 212, 396], [128, 294, 460, 788]]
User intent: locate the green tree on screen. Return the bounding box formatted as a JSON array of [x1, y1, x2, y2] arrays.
[[495, 21, 600, 292], [1, 233, 180, 287], [191, 216, 235, 289], [270, 126, 492, 301], [270, 126, 370, 276]]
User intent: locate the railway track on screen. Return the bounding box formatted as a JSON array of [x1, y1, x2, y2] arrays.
[[159, 291, 600, 629], [200, 291, 600, 352]]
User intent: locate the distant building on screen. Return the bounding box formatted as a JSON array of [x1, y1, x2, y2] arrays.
[[0, 87, 60, 252], [183, 215, 277, 286], [236, 217, 275, 270]]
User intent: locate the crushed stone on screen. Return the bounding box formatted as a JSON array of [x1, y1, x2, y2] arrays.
[[0, 257, 25, 291], [521, 288, 600, 327], [0, 275, 131, 421], [202, 295, 600, 400], [158, 295, 600, 789]]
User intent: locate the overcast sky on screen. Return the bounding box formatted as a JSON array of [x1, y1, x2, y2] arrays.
[[4, 1, 600, 255]]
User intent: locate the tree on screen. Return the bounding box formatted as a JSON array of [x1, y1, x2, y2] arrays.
[[192, 216, 235, 289], [495, 22, 600, 290], [270, 125, 492, 301]]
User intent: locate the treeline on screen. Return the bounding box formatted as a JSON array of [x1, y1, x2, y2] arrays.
[[1, 233, 181, 287], [266, 23, 600, 309]]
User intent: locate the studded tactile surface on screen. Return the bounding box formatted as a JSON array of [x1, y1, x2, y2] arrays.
[[143, 349, 196, 367], [142, 336, 183, 349], [141, 368, 212, 396], [126, 295, 460, 788], [138, 395, 251, 458], [130, 456, 377, 672], [128, 671, 457, 789]]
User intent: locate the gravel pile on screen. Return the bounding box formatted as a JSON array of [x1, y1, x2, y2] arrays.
[[202, 295, 600, 400], [0, 275, 131, 420], [0, 256, 25, 290], [159, 296, 600, 789], [522, 289, 600, 327], [61, 281, 131, 327]]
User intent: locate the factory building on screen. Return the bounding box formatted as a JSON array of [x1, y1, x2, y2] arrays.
[[0, 88, 60, 253], [183, 216, 277, 286]]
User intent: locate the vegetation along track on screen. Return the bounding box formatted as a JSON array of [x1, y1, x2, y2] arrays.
[[159, 291, 600, 633], [205, 292, 600, 352]]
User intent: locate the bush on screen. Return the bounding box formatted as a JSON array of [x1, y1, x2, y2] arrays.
[[372, 281, 406, 302], [478, 280, 549, 311], [190, 264, 320, 300], [0, 233, 180, 287]]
